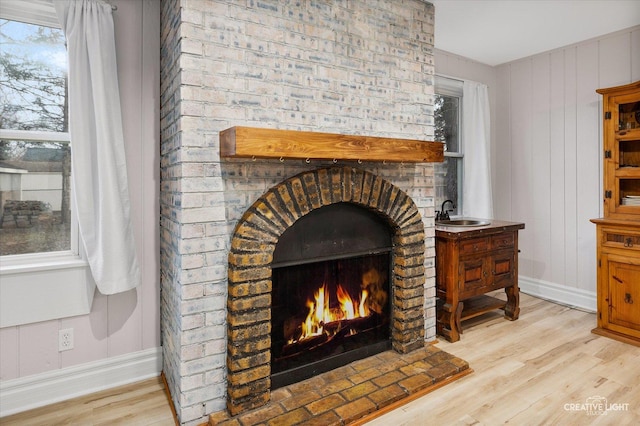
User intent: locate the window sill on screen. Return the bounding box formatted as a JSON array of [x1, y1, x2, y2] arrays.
[[0, 255, 95, 328], [1, 252, 86, 274]]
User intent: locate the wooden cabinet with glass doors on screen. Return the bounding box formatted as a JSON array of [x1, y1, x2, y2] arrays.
[[591, 81, 640, 346]]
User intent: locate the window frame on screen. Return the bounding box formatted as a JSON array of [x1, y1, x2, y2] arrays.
[[434, 75, 464, 217], [0, 5, 95, 328]]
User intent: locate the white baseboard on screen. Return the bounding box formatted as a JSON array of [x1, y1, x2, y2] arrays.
[[0, 347, 162, 417], [519, 275, 596, 313]]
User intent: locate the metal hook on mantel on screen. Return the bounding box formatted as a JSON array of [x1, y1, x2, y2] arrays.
[[251, 155, 256, 162], [333, 159, 338, 164], [305, 158, 311, 164], [279, 157, 285, 163], [243, 163, 250, 181]]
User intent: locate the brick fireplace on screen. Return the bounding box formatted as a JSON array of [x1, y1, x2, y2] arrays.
[[227, 166, 427, 414], [160, 1, 437, 424]]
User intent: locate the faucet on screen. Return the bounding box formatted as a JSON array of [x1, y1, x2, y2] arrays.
[[436, 199, 456, 221]]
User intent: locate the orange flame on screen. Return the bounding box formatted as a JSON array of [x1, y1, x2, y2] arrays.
[[293, 283, 370, 343]]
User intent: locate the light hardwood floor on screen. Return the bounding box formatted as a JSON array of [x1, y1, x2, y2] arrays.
[[2, 293, 638, 425], [0, 375, 177, 426], [369, 292, 640, 425]]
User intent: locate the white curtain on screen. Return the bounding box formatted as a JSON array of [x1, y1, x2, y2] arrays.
[[462, 81, 494, 219], [54, 0, 140, 295]]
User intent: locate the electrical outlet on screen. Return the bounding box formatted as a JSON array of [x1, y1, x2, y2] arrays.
[[59, 328, 74, 352]]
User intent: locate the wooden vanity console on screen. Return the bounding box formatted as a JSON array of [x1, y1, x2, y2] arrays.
[[436, 220, 525, 342]]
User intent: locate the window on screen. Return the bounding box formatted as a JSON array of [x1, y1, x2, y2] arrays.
[[0, 4, 94, 328], [434, 75, 463, 217], [0, 18, 72, 257]]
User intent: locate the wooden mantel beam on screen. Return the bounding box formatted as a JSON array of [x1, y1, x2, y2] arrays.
[[219, 126, 444, 163]]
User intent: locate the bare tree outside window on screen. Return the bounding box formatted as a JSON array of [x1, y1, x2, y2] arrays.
[[434, 92, 462, 217], [0, 19, 70, 256]]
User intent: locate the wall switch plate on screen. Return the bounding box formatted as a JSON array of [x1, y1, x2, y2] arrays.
[[59, 328, 74, 352]]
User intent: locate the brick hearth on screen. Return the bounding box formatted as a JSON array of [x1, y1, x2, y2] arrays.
[[226, 167, 427, 415], [210, 344, 470, 425]]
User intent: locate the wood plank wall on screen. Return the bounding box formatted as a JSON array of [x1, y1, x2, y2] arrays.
[[494, 27, 640, 298], [0, 0, 160, 381], [436, 26, 640, 307]]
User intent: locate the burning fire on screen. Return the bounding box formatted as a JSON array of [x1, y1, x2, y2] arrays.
[[294, 284, 370, 343], [284, 267, 388, 347]]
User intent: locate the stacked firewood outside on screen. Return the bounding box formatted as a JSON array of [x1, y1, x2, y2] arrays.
[[0, 200, 53, 228]]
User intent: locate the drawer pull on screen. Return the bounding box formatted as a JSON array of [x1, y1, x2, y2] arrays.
[[624, 237, 634, 247], [624, 293, 633, 304]]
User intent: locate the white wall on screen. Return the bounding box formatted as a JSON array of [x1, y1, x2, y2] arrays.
[[21, 173, 62, 210], [0, 0, 161, 415], [0, 171, 24, 211], [494, 26, 640, 309], [436, 26, 640, 310]]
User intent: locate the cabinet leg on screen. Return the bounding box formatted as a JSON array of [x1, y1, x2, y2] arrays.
[[504, 285, 520, 320], [455, 302, 463, 334], [437, 302, 461, 342]]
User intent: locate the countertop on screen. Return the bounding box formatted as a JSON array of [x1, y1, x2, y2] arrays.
[[435, 218, 525, 240]]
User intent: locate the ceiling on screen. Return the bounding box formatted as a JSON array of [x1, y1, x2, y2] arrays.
[[431, 0, 640, 66]]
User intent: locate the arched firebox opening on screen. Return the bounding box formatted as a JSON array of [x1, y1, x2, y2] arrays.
[[226, 166, 426, 416], [271, 202, 393, 388]]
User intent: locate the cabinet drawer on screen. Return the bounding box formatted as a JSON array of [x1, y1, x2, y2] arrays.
[[491, 233, 514, 250], [459, 237, 489, 255], [602, 230, 640, 251]]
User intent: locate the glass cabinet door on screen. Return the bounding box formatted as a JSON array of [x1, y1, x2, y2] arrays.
[[618, 99, 640, 131], [606, 95, 640, 217], [616, 138, 640, 207]]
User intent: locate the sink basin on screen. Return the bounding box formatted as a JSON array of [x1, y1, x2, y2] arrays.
[[436, 219, 491, 227]]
